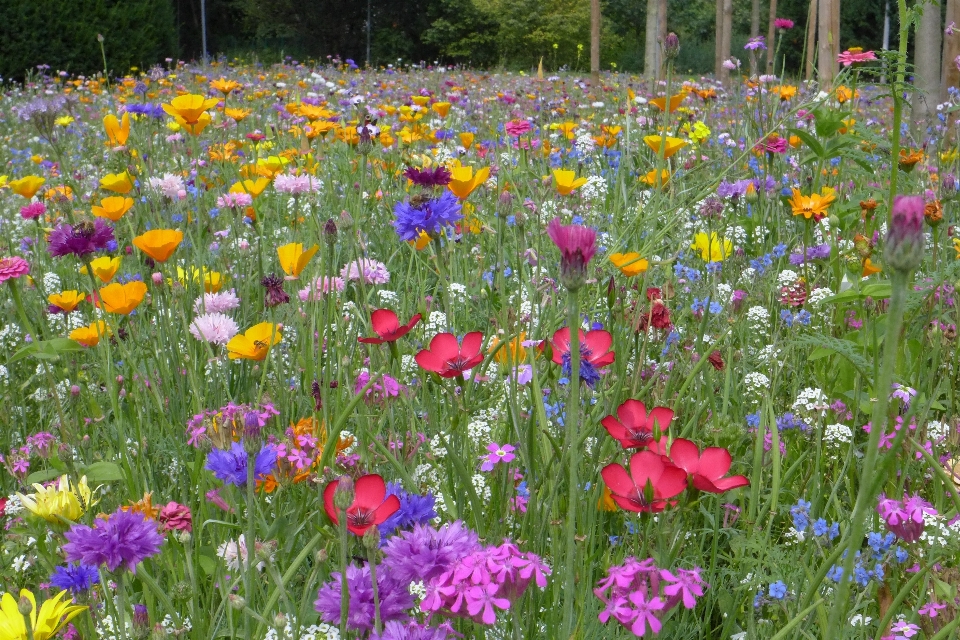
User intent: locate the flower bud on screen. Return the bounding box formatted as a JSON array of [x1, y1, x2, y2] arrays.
[[133, 604, 149, 629], [227, 594, 246, 610], [332, 476, 355, 511], [339, 209, 354, 232], [663, 33, 680, 60], [362, 524, 381, 550], [884, 195, 925, 274], [323, 218, 338, 244], [17, 596, 32, 616]]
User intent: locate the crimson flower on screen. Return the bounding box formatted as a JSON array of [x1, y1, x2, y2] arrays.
[[545, 327, 615, 388], [415, 332, 484, 377], [323, 474, 401, 536], [666, 438, 749, 493], [547, 217, 596, 289], [358, 309, 422, 344], [601, 400, 674, 450], [601, 450, 687, 513]]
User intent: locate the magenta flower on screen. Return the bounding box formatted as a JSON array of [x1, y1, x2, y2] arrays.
[[547, 217, 596, 289], [877, 493, 937, 542], [774, 18, 794, 29], [628, 590, 665, 636], [465, 583, 510, 624], [480, 443, 515, 471], [20, 202, 46, 220], [885, 195, 924, 273], [0, 257, 30, 283], [660, 567, 706, 609], [504, 119, 532, 137], [919, 601, 946, 618], [838, 49, 878, 66], [48, 220, 115, 258]]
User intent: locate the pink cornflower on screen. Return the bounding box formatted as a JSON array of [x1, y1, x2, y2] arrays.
[[193, 290, 241, 314], [547, 217, 596, 289], [298, 276, 345, 301], [504, 119, 532, 137], [216, 192, 253, 209], [274, 173, 321, 194], [148, 173, 187, 200], [480, 443, 515, 471], [774, 18, 794, 30], [0, 257, 30, 283], [837, 49, 878, 66], [189, 312, 240, 345], [341, 258, 390, 284], [20, 202, 46, 220]]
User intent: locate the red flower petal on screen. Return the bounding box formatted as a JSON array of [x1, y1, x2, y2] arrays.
[[370, 309, 400, 337], [617, 400, 649, 430], [667, 438, 702, 475], [628, 450, 664, 488], [460, 331, 484, 358], [583, 330, 612, 357], [353, 474, 387, 510], [655, 465, 689, 500], [600, 463, 635, 496], [323, 480, 339, 524], [698, 447, 733, 480], [647, 407, 674, 433], [427, 332, 461, 359], [372, 494, 402, 524]]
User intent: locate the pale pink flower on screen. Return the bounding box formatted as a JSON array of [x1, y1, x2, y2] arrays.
[[274, 173, 320, 194], [193, 290, 241, 314], [189, 312, 239, 345], [341, 258, 390, 284], [837, 49, 877, 66], [298, 276, 345, 301], [148, 173, 187, 200], [216, 192, 253, 209]]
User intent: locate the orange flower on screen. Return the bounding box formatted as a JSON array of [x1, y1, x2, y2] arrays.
[[835, 85, 858, 103], [133, 229, 184, 263], [99, 281, 147, 315], [227, 323, 282, 360], [643, 135, 687, 159], [210, 78, 242, 95], [103, 113, 130, 147], [431, 101, 452, 118], [489, 332, 527, 366], [609, 252, 649, 277], [91, 196, 134, 221], [650, 91, 687, 113], [788, 187, 836, 220], [224, 108, 251, 122], [771, 85, 797, 101], [639, 169, 671, 188], [48, 290, 84, 313], [898, 149, 923, 172], [9, 176, 45, 199], [277, 242, 319, 278], [862, 258, 881, 277], [459, 132, 475, 149], [122, 492, 160, 520], [69, 321, 109, 346]]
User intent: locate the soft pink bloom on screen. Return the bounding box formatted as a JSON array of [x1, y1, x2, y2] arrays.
[[837, 49, 878, 66], [189, 312, 239, 344], [298, 276, 345, 301], [0, 257, 30, 283], [547, 217, 596, 287], [158, 502, 192, 532], [504, 119, 532, 137], [341, 258, 390, 284], [216, 192, 253, 209], [193, 290, 241, 314], [20, 202, 46, 220], [273, 173, 321, 194], [205, 488, 233, 513], [480, 443, 516, 471], [148, 173, 187, 200]]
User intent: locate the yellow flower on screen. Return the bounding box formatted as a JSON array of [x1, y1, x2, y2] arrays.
[[788, 187, 836, 220], [103, 112, 130, 147], [552, 169, 587, 196], [55, 115, 75, 127], [0, 589, 87, 640], [691, 232, 733, 262], [91, 196, 134, 221], [133, 229, 184, 263], [255, 155, 290, 178], [650, 92, 687, 113], [227, 322, 282, 360], [609, 252, 649, 277], [171, 266, 224, 292], [689, 121, 711, 144], [17, 475, 93, 523], [459, 132, 475, 149], [409, 230, 432, 250], [639, 169, 671, 188], [9, 176, 45, 199], [643, 135, 688, 159], [431, 101, 452, 118], [955, 237, 960, 260], [448, 164, 490, 200], [229, 178, 270, 198], [99, 171, 135, 194], [489, 332, 527, 366], [277, 242, 319, 278], [47, 290, 84, 313], [224, 107, 252, 122], [82, 256, 122, 283], [772, 85, 798, 101], [69, 321, 109, 347], [210, 78, 242, 95], [162, 93, 220, 124], [98, 281, 147, 315]]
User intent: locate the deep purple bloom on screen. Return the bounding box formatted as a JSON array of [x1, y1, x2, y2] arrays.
[[63, 509, 164, 573], [48, 220, 115, 258], [314, 563, 414, 631], [206, 441, 277, 487], [392, 191, 462, 241], [50, 563, 100, 593], [379, 483, 438, 538], [404, 166, 452, 188], [382, 521, 480, 584], [372, 620, 455, 640]]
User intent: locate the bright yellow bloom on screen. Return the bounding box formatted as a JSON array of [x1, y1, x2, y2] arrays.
[[459, 132, 475, 149], [772, 85, 798, 101], [639, 169, 671, 187], [431, 101, 452, 118], [835, 85, 858, 103], [609, 252, 649, 277], [98, 281, 147, 315], [552, 169, 587, 196], [47, 290, 84, 313], [230, 178, 270, 198], [69, 321, 109, 347], [954, 237, 960, 260], [91, 196, 134, 221], [44, 185, 73, 202], [448, 164, 490, 200], [55, 115, 75, 127], [224, 107, 252, 122], [172, 266, 224, 292], [162, 93, 220, 124], [133, 229, 184, 263], [9, 176, 45, 199], [409, 230, 432, 250], [0, 589, 87, 640], [489, 332, 527, 366], [277, 242, 319, 277], [227, 322, 282, 360], [99, 171, 135, 194], [103, 112, 130, 147], [83, 256, 122, 283], [789, 187, 836, 220], [643, 135, 688, 159], [689, 121, 711, 144], [17, 475, 93, 523], [691, 232, 733, 262]]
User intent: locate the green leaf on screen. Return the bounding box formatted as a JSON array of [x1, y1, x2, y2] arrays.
[[9, 338, 86, 363], [82, 461, 124, 483], [787, 128, 824, 158]]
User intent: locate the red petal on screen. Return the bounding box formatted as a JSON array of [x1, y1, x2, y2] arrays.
[[655, 465, 689, 499], [460, 331, 484, 357], [427, 332, 461, 359], [373, 494, 402, 524], [610, 494, 646, 512], [667, 438, 701, 475], [358, 336, 386, 345], [415, 350, 445, 372], [600, 463, 635, 496], [370, 309, 400, 337], [628, 450, 664, 487], [402, 313, 422, 332], [600, 415, 628, 440], [617, 400, 648, 431], [590, 351, 616, 367], [647, 407, 674, 432], [323, 481, 340, 525], [353, 474, 387, 510], [583, 330, 612, 355], [698, 447, 733, 480], [549, 327, 571, 364], [710, 475, 750, 491]]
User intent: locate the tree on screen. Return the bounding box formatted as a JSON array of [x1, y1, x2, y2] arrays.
[[942, 0, 960, 104], [912, 0, 942, 132], [816, 0, 837, 85], [644, 0, 662, 77], [766, 0, 779, 73], [591, 0, 601, 84], [751, 0, 761, 75]]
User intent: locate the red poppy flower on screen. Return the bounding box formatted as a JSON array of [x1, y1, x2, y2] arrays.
[[414, 331, 484, 377], [666, 438, 750, 493], [600, 450, 687, 513], [544, 327, 615, 388], [358, 309, 422, 344], [323, 474, 400, 536], [601, 399, 674, 449]]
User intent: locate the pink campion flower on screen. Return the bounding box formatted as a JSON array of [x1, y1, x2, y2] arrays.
[[465, 583, 510, 624], [889, 621, 921, 639], [628, 590, 665, 636], [189, 312, 240, 345], [837, 48, 878, 66], [504, 119, 532, 137], [774, 18, 794, 30], [547, 217, 596, 289], [480, 443, 515, 471], [660, 567, 706, 609], [20, 202, 46, 220], [919, 601, 946, 618], [216, 192, 253, 209], [0, 256, 30, 283], [877, 493, 937, 542]]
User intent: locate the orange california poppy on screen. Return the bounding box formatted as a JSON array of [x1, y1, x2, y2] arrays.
[[162, 94, 220, 125], [609, 252, 649, 277], [133, 229, 184, 263], [649, 92, 687, 113], [227, 323, 283, 360], [69, 321, 109, 346], [862, 258, 881, 277], [643, 135, 688, 159], [552, 169, 587, 196], [639, 169, 671, 188], [210, 78, 242, 95], [103, 113, 130, 147], [91, 196, 134, 221], [48, 290, 84, 313], [431, 101, 452, 118], [98, 281, 147, 315]]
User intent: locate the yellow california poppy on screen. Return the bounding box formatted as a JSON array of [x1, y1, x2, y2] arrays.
[[227, 322, 283, 360], [9, 175, 45, 199], [99, 171, 135, 194], [788, 187, 836, 220], [459, 132, 475, 149], [0, 589, 87, 640], [17, 475, 93, 522], [82, 256, 122, 283], [409, 230, 432, 250], [230, 178, 270, 198], [48, 290, 84, 313], [448, 164, 490, 200], [162, 93, 220, 124], [643, 135, 688, 159], [691, 232, 733, 262], [639, 169, 671, 188], [91, 196, 134, 221], [552, 169, 587, 196], [98, 281, 147, 315], [133, 229, 184, 263], [609, 252, 649, 277], [103, 112, 130, 147], [69, 321, 109, 346], [277, 243, 319, 278]]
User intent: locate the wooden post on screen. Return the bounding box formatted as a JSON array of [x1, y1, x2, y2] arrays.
[[721, 0, 733, 79], [942, 0, 960, 103], [766, 0, 779, 74], [751, 0, 761, 76], [644, 0, 660, 79], [805, 0, 818, 80], [913, 0, 942, 132], [716, 0, 725, 77], [817, 0, 835, 86], [591, 0, 600, 86]]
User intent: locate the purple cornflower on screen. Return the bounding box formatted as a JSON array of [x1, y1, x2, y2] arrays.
[[206, 441, 277, 487], [50, 563, 100, 593], [48, 220, 115, 258], [789, 243, 831, 265], [392, 191, 462, 241], [745, 36, 767, 51], [378, 482, 438, 538], [382, 521, 481, 584], [314, 563, 413, 631], [63, 509, 164, 573], [372, 620, 456, 640], [404, 166, 452, 188], [480, 443, 516, 472]]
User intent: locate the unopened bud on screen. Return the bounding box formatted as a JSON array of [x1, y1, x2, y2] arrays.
[[606, 276, 616, 311], [339, 209, 354, 232], [884, 195, 925, 274], [17, 596, 32, 616], [314, 549, 329, 563], [151, 624, 167, 640], [332, 476, 355, 511], [663, 33, 680, 60], [227, 594, 246, 610], [362, 525, 381, 550], [273, 612, 288, 629], [323, 218, 338, 244]]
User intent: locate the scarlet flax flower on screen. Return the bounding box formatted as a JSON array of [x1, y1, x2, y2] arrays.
[[666, 438, 749, 493], [415, 332, 484, 377], [323, 474, 400, 536], [601, 450, 687, 513], [358, 309, 422, 344], [601, 400, 674, 449], [545, 327, 615, 388]]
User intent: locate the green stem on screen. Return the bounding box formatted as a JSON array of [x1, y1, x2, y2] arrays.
[[560, 287, 581, 638], [339, 509, 350, 638], [244, 451, 256, 640], [367, 544, 382, 635], [887, 0, 910, 215]]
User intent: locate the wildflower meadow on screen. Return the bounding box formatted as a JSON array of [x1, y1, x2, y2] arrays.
[[1, 7, 960, 640]]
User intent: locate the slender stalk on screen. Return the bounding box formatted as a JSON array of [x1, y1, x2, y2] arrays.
[[560, 287, 581, 638], [367, 544, 382, 635], [339, 509, 350, 638], [244, 451, 256, 640]]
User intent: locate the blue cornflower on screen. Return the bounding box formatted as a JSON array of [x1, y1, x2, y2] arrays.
[[50, 563, 100, 594], [392, 191, 462, 241], [561, 345, 601, 388], [768, 581, 787, 600], [691, 298, 708, 313], [746, 412, 761, 428], [791, 499, 812, 531], [206, 441, 277, 487], [379, 482, 437, 538]]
